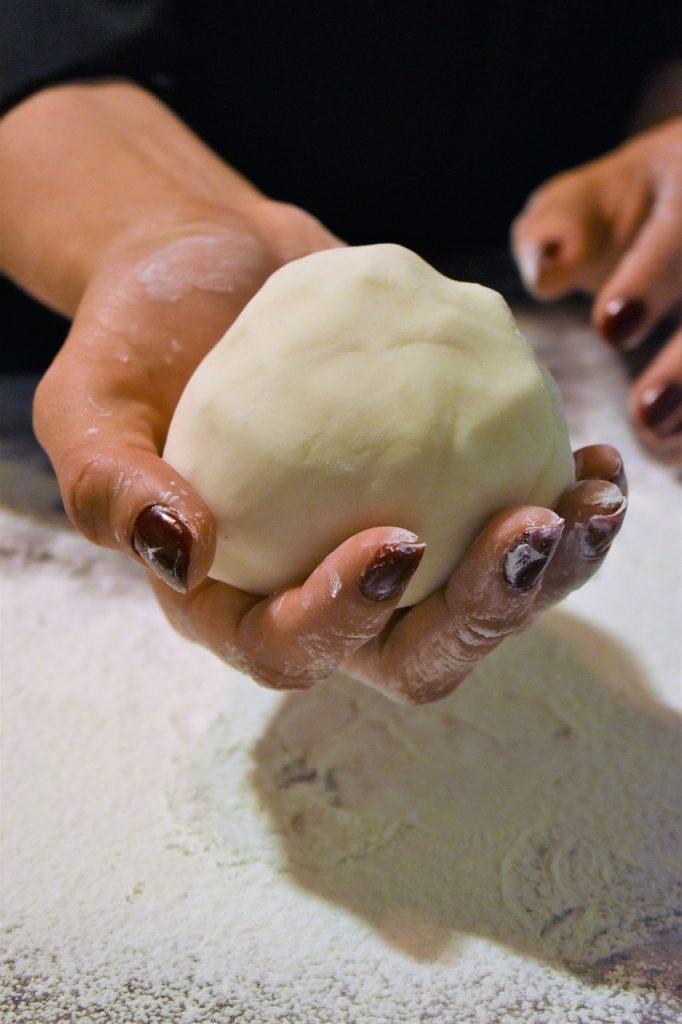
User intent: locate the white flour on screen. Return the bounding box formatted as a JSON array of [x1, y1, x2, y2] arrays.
[[1, 313, 681, 1023]]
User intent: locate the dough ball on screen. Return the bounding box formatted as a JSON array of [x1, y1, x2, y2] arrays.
[[164, 243, 574, 607]]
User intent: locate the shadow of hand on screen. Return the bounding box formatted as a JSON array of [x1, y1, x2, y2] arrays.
[[247, 615, 681, 975]]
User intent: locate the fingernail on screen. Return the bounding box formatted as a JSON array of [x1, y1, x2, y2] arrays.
[[518, 241, 558, 288], [601, 297, 646, 349], [606, 455, 628, 493], [504, 519, 564, 592], [578, 486, 628, 560], [132, 505, 193, 592], [538, 238, 562, 268], [574, 449, 628, 494], [359, 535, 426, 603], [639, 381, 682, 437]]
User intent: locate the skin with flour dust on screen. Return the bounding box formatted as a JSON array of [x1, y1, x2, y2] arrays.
[[9, 82, 681, 700]]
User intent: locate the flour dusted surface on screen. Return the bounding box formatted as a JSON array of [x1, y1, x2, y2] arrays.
[[2, 313, 681, 1023]]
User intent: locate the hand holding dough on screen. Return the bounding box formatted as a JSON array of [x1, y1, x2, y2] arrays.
[[164, 243, 575, 606]]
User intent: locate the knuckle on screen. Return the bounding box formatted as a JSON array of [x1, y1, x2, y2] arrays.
[[263, 200, 339, 257], [63, 447, 119, 544], [250, 662, 320, 692], [270, 200, 322, 232], [387, 656, 467, 705], [454, 616, 517, 657], [394, 678, 460, 706], [240, 621, 343, 691]]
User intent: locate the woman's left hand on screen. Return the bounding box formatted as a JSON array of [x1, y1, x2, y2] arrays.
[[512, 118, 682, 464]]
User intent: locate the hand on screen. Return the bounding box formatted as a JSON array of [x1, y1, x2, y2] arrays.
[[32, 202, 343, 589], [1, 80, 340, 590], [4, 83, 627, 705], [34, 206, 627, 708], [512, 118, 682, 464], [154, 444, 626, 705]]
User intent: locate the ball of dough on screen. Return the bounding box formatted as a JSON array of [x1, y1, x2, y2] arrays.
[[164, 243, 574, 607]]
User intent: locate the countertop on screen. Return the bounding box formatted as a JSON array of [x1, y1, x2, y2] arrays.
[[1, 304, 681, 1024]]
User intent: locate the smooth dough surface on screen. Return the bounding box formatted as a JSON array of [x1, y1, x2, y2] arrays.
[[164, 243, 574, 606]]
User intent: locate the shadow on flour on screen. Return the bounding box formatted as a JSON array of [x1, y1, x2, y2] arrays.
[[250, 613, 681, 995]]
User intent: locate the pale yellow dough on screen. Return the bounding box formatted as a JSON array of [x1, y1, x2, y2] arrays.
[[164, 243, 574, 606]]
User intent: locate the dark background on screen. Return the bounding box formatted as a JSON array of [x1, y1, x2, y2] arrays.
[[2, 1, 679, 372]]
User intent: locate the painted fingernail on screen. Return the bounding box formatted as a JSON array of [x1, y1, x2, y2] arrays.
[[538, 238, 562, 268], [573, 448, 627, 494], [569, 450, 622, 493], [359, 536, 426, 603], [639, 381, 682, 437], [504, 520, 564, 592], [578, 485, 628, 560], [132, 505, 193, 592], [601, 297, 647, 349], [607, 455, 628, 493]]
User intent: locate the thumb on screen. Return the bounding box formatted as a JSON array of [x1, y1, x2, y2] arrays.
[[33, 327, 216, 593]]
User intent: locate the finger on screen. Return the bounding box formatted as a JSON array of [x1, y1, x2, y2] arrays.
[[31, 216, 277, 590], [535, 480, 627, 611], [32, 293, 227, 592], [630, 326, 682, 463], [512, 192, 599, 299], [349, 508, 565, 705], [34, 372, 217, 592], [512, 162, 652, 301], [34, 415, 217, 593], [153, 527, 425, 690], [573, 443, 628, 495], [594, 202, 682, 351]]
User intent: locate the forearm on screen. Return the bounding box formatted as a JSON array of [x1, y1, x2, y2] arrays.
[[0, 80, 262, 317]]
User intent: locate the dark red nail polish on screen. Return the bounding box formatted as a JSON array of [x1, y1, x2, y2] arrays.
[[601, 297, 647, 349], [640, 381, 682, 437], [132, 505, 193, 592], [607, 456, 628, 494], [504, 521, 564, 592], [538, 239, 562, 267], [359, 540, 425, 603], [573, 449, 628, 494], [578, 497, 628, 560]]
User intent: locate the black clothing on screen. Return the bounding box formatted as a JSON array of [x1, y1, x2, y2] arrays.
[[1, 1, 680, 370]]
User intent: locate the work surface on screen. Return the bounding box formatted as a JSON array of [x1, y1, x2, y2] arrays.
[[2, 306, 681, 1023]]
